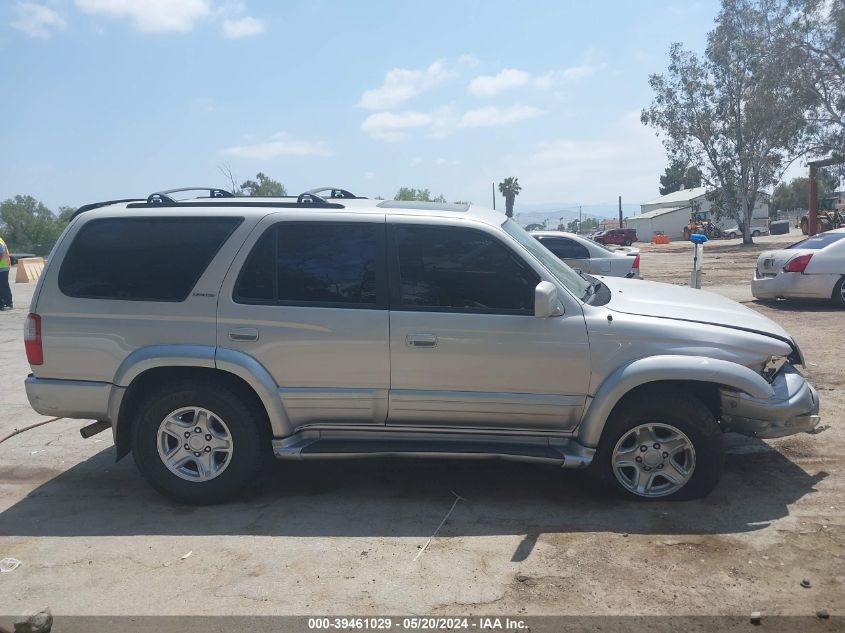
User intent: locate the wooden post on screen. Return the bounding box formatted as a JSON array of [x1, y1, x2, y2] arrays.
[[618, 195, 623, 228]]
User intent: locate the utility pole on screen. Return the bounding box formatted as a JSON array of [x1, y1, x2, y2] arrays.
[[578, 205, 582, 233], [618, 196, 623, 228], [492, 182, 496, 210]]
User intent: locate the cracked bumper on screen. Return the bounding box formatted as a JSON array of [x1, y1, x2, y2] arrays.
[[720, 365, 821, 439]]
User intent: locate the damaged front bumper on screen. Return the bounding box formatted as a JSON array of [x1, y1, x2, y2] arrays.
[[720, 365, 821, 439]]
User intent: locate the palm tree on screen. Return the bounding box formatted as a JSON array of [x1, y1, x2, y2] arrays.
[[498, 177, 522, 218]]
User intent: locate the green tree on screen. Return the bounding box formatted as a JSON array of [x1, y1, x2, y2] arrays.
[[393, 187, 447, 202], [772, 173, 839, 212], [642, 0, 808, 244], [240, 172, 287, 197], [659, 160, 703, 195], [497, 177, 522, 218], [0, 195, 69, 255], [792, 0, 845, 157]]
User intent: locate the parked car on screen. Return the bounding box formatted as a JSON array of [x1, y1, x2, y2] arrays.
[[594, 228, 637, 246], [723, 225, 769, 239], [24, 187, 820, 503], [531, 230, 640, 278], [752, 228, 845, 307]]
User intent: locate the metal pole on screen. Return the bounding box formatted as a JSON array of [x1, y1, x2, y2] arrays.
[[492, 182, 496, 210], [808, 164, 818, 236], [578, 205, 582, 232], [618, 196, 623, 228]]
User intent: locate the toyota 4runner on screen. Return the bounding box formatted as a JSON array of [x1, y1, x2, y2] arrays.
[[24, 187, 821, 503]]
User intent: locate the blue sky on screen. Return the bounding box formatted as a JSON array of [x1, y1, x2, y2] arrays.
[[2, 0, 726, 219]]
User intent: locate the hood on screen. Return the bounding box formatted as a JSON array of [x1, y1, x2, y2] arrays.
[[600, 277, 794, 344]]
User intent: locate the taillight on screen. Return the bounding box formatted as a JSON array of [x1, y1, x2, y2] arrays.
[[783, 253, 813, 273], [24, 313, 43, 365], [631, 254, 640, 269]]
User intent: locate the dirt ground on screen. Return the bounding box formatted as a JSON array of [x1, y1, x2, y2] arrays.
[[0, 228, 842, 621]]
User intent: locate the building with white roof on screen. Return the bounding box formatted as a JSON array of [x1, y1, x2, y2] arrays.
[[625, 187, 770, 241]]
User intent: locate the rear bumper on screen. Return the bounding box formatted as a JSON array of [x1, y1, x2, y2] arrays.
[[720, 365, 821, 439], [25, 375, 124, 424], [751, 272, 837, 300]]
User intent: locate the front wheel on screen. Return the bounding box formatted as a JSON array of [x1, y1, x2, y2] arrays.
[[591, 391, 723, 500], [752, 230, 760, 237], [832, 277, 845, 308], [624, 239, 632, 246], [131, 381, 268, 504]]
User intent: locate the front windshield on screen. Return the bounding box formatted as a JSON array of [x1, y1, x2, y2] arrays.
[[503, 219, 591, 299]]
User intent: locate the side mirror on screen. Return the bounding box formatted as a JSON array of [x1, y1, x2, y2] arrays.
[[534, 281, 563, 318]]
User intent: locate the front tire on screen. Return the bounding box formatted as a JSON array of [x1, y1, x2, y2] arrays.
[[591, 391, 723, 501], [131, 381, 268, 504], [833, 277, 845, 308]]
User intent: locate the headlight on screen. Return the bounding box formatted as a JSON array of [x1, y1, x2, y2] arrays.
[[762, 355, 787, 382]]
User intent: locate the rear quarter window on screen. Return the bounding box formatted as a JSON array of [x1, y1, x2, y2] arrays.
[[58, 216, 242, 301]]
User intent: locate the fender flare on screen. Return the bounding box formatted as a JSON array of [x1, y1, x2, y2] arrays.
[[113, 344, 291, 437], [576, 355, 773, 448]]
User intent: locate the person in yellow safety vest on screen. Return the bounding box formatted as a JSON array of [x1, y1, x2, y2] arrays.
[[0, 235, 12, 311]]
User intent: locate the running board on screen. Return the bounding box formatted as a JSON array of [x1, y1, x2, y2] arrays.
[[271, 429, 594, 468]]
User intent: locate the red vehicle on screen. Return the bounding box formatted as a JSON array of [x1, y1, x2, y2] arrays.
[[594, 228, 637, 246]]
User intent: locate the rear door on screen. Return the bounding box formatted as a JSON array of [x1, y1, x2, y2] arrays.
[[217, 212, 390, 428], [386, 219, 590, 432]]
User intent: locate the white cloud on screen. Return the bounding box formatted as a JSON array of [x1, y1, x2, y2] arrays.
[[468, 65, 597, 96], [409, 157, 423, 167], [10, 2, 66, 38], [561, 64, 595, 80], [436, 158, 460, 166], [358, 61, 455, 110], [520, 110, 667, 203], [458, 105, 544, 128], [74, 0, 211, 32], [220, 132, 333, 159], [468, 69, 531, 96], [361, 111, 434, 142], [221, 15, 264, 38]]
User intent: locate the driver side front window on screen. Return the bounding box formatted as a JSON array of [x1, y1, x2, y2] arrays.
[[392, 225, 539, 314]]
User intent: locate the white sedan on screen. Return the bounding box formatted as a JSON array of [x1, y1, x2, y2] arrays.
[[531, 230, 640, 278], [752, 228, 845, 307]]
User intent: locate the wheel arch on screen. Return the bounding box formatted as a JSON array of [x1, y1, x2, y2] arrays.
[[576, 355, 773, 448], [112, 346, 290, 460]]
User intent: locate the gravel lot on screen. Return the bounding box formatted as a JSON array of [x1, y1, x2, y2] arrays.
[[0, 228, 842, 621]]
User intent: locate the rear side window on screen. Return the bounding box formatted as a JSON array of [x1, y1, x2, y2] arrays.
[[59, 217, 242, 301], [536, 236, 590, 259], [392, 225, 539, 314], [234, 222, 384, 308], [788, 233, 845, 250]]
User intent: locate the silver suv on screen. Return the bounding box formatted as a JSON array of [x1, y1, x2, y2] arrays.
[[24, 187, 821, 503]]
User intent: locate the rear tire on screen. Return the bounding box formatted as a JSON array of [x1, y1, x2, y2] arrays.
[[624, 239, 632, 246], [752, 230, 760, 237], [833, 277, 845, 308], [590, 391, 723, 501], [131, 381, 268, 504]]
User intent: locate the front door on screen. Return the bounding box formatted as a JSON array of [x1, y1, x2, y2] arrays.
[[217, 214, 390, 428], [387, 221, 590, 432]]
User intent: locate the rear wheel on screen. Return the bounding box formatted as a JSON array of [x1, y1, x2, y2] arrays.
[[131, 381, 268, 504], [591, 391, 723, 500], [833, 277, 845, 308], [752, 229, 760, 237], [624, 239, 632, 246]]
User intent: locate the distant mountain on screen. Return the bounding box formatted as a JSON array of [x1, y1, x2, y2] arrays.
[[505, 202, 642, 228]]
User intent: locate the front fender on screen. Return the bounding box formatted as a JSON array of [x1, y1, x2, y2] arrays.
[[576, 355, 773, 448]]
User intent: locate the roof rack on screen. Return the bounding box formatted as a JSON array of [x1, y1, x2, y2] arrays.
[[71, 198, 145, 219], [71, 186, 361, 218], [147, 187, 234, 205]]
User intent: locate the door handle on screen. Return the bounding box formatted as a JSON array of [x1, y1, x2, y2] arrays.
[[406, 333, 438, 348], [228, 327, 259, 342]]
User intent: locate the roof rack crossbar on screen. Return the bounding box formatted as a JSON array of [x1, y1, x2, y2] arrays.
[[304, 187, 364, 199], [125, 200, 345, 210], [147, 187, 234, 205]]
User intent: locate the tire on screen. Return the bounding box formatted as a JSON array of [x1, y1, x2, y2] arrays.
[[752, 230, 760, 237], [833, 277, 845, 308], [728, 232, 737, 239], [624, 239, 632, 246], [590, 390, 723, 501], [131, 380, 268, 504]]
